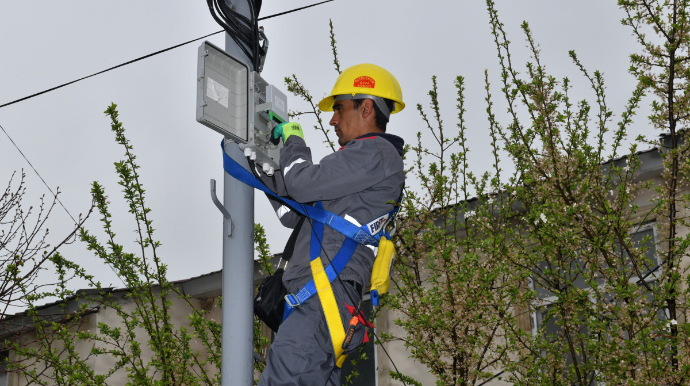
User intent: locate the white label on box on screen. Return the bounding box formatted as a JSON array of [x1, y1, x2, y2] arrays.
[[207, 77, 229, 108], [274, 96, 285, 113]]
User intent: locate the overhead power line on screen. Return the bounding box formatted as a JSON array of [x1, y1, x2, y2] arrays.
[[0, 0, 334, 110], [258, 0, 333, 20], [0, 30, 222, 110], [0, 123, 77, 224]]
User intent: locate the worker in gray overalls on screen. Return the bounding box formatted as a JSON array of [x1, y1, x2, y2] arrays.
[[258, 63, 406, 386]]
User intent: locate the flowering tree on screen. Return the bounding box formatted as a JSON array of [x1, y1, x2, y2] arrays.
[[7, 105, 229, 385], [487, 0, 690, 384], [388, 1, 690, 385], [372, 1, 690, 385], [5, 105, 280, 385], [0, 172, 91, 336]]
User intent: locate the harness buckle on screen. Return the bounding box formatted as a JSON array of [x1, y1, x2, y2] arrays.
[[284, 293, 302, 308]]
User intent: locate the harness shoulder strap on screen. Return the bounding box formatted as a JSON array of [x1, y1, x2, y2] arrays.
[[223, 142, 398, 367], [221, 142, 381, 246], [305, 206, 348, 366]]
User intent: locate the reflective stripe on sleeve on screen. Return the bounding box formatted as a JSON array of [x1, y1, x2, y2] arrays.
[[283, 158, 306, 176], [276, 205, 291, 219]]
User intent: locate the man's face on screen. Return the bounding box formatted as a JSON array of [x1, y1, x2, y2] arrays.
[[330, 99, 363, 147]]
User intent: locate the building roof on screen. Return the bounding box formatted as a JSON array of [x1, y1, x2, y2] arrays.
[[0, 253, 284, 340]]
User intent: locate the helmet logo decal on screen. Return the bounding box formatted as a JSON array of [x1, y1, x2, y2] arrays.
[[353, 76, 376, 89]]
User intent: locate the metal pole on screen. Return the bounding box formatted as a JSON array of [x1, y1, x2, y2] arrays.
[[221, 141, 254, 386], [222, 1, 255, 385]]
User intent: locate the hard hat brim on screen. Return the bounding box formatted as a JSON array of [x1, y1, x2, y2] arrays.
[[318, 95, 405, 114]]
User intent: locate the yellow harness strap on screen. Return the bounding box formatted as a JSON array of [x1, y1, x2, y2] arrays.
[[310, 257, 348, 368]]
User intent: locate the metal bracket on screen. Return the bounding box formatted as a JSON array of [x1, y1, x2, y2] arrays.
[[210, 179, 233, 236], [388, 215, 398, 238], [254, 102, 273, 112]]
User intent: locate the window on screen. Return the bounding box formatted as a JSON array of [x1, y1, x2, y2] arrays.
[[530, 222, 663, 384], [531, 222, 662, 331]]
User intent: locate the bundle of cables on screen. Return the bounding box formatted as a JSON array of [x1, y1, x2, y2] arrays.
[[207, 0, 264, 70]]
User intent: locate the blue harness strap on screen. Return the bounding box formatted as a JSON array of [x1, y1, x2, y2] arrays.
[[220, 141, 396, 322], [281, 202, 360, 320], [222, 141, 380, 246]]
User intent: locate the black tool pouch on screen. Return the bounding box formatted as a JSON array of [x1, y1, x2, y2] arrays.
[[253, 215, 306, 332], [254, 268, 288, 333]]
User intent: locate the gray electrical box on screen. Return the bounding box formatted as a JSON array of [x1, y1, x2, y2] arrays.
[[197, 41, 249, 143], [197, 41, 288, 170], [266, 84, 288, 123], [240, 72, 288, 170]]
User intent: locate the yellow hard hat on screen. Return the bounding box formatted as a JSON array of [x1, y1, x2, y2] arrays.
[[318, 63, 405, 117]]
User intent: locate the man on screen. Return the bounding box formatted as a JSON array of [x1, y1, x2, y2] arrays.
[[258, 63, 405, 385]]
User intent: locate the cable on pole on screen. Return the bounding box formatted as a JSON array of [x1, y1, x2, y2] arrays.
[[207, 0, 257, 66]]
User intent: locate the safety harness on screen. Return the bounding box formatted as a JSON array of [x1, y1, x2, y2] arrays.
[[221, 140, 398, 367]]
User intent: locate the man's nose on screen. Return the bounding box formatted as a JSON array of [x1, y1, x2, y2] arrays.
[[329, 113, 337, 126]]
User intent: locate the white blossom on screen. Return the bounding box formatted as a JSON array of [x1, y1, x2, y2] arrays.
[[465, 210, 475, 219], [540, 213, 547, 223], [665, 319, 678, 331]]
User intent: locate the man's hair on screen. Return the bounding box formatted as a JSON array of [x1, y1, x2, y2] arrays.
[[352, 98, 395, 132]]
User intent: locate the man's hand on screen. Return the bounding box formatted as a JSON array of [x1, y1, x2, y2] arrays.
[[271, 122, 305, 145]]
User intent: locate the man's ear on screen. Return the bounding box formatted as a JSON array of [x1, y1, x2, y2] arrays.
[[361, 98, 375, 119]]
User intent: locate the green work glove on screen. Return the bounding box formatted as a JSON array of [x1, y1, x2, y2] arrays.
[[271, 122, 304, 144]]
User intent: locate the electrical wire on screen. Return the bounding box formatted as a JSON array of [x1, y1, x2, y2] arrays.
[[207, 0, 256, 65], [259, 0, 333, 21], [0, 0, 335, 110], [1, 121, 130, 288], [249, 0, 261, 71], [0, 122, 77, 224], [0, 30, 223, 110]]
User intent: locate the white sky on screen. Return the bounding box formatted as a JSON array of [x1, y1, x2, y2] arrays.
[[0, 1, 646, 289]]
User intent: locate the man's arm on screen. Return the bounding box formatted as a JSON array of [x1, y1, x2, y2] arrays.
[[265, 194, 302, 228], [279, 136, 388, 203]]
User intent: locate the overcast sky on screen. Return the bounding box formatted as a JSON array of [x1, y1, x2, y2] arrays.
[[0, 1, 646, 289]]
